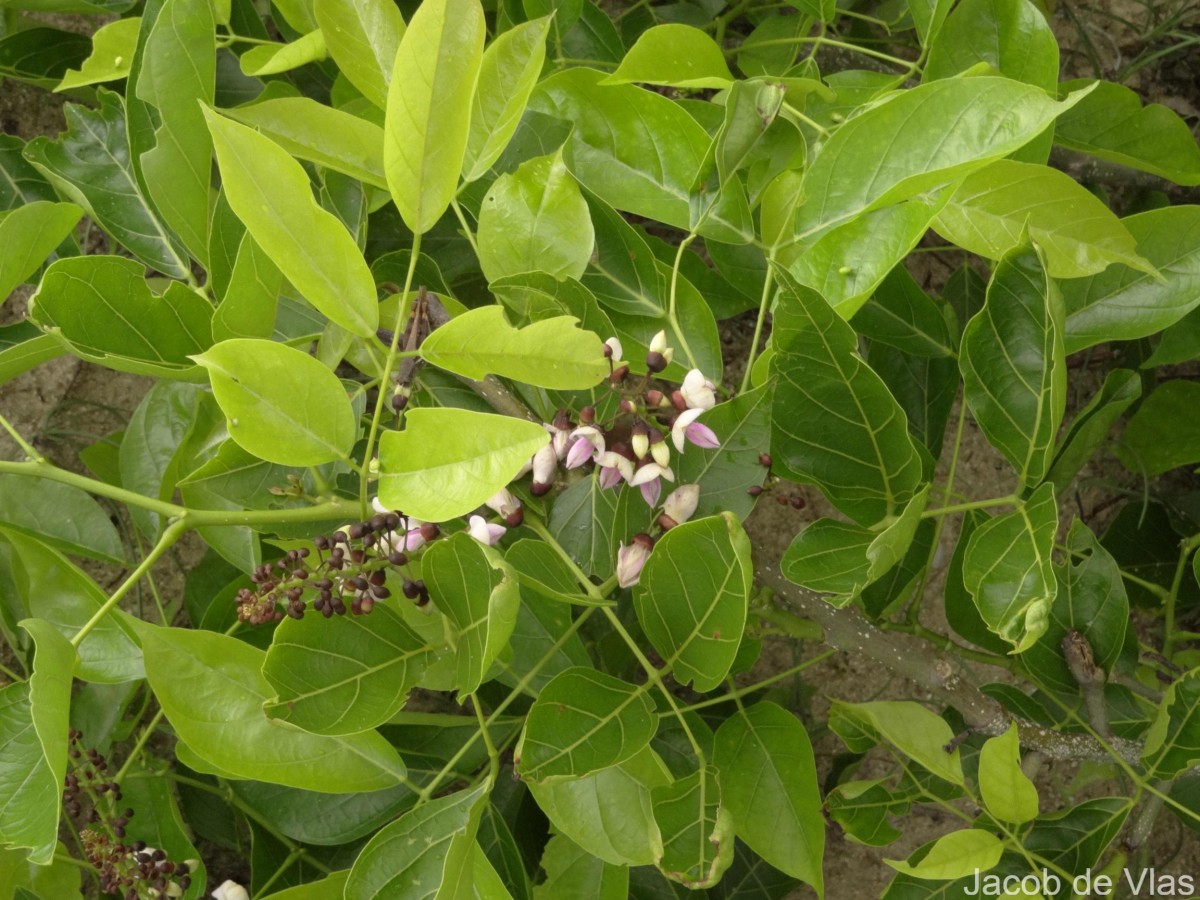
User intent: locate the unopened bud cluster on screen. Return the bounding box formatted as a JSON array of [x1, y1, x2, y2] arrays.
[[64, 730, 195, 899]]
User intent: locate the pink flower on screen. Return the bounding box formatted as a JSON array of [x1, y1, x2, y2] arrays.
[[630, 462, 674, 507], [671, 407, 720, 453], [616, 535, 654, 588], [596, 451, 633, 489], [564, 426, 605, 469], [467, 515, 506, 546]]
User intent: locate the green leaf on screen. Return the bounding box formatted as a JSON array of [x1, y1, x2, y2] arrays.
[[1118, 379, 1200, 476], [193, 338, 356, 466], [885, 829, 1003, 880], [0, 845, 81, 898], [56, 16, 140, 90], [925, 0, 1058, 91], [933, 160, 1153, 278], [782, 485, 931, 607], [516, 667, 657, 782], [789, 198, 942, 318], [770, 267, 923, 525], [30, 257, 211, 379], [652, 766, 734, 889], [854, 266, 955, 359], [1143, 668, 1200, 779], [829, 700, 964, 786], [977, 723, 1038, 824], [0, 27, 90, 90], [239, 30, 326, 76], [263, 602, 433, 735], [0, 475, 124, 565], [633, 513, 751, 692], [222, 98, 387, 189], [547, 473, 621, 580], [212, 232, 282, 342], [603, 24, 733, 89], [477, 150, 594, 283], [907, 0, 954, 46], [384, 0, 485, 233], [825, 779, 909, 847], [535, 833, 629, 900], [378, 408, 548, 522], [1046, 368, 1140, 491], [794, 78, 1088, 239], [0, 620, 72, 865], [1062, 206, 1200, 352], [0, 331, 64, 388], [713, 80, 787, 187], [24, 91, 191, 279], [139, 624, 408, 792], [504, 538, 597, 607], [1055, 79, 1200, 186], [0, 201, 80, 302], [962, 482, 1058, 654], [202, 107, 379, 337], [674, 385, 771, 521], [423, 532, 521, 697], [531, 68, 752, 244], [119, 764, 207, 899], [132, 0, 216, 264], [344, 782, 488, 900], [527, 746, 669, 866], [959, 242, 1064, 486], [316, 0, 405, 109], [713, 702, 824, 894], [0, 529, 143, 684], [0, 134, 59, 209], [1023, 797, 1129, 873], [463, 16, 551, 182]]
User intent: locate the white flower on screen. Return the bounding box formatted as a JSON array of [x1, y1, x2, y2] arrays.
[[680, 369, 717, 410], [212, 881, 250, 900], [530, 443, 558, 495], [467, 515, 506, 546], [604, 336, 624, 361], [662, 484, 700, 526], [484, 488, 520, 519]]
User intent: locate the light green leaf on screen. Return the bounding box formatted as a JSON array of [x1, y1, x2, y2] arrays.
[[316, 0, 405, 109], [423, 306, 606, 389], [193, 338, 357, 466], [963, 482, 1058, 653], [959, 242, 1065, 486], [133, 0, 216, 264], [782, 485, 931, 606], [0, 202, 81, 301], [795, 78, 1089, 239], [978, 723, 1038, 824], [770, 267, 923, 525], [477, 151, 594, 282], [713, 702, 824, 894], [531, 68, 752, 244], [925, 0, 1058, 91], [0, 475, 124, 565], [934, 160, 1154, 278], [713, 80, 787, 186], [1064, 206, 1200, 352], [203, 107, 378, 337], [527, 746, 668, 866], [547, 473, 621, 580], [1046, 368, 1140, 492], [652, 766, 733, 889], [535, 833, 628, 900], [212, 232, 282, 342], [790, 198, 942, 318], [829, 700, 964, 785], [263, 603, 433, 735], [384, 0, 485, 233], [463, 16, 551, 182], [423, 533, 520, 697], [24, 91, 190, 279], [140, 624, 407, 792], [516, 667, 656, 782], [0, 844, 81, 898], [907, 0, 954, 46], [633, 513, 751, 692], [344, 782, 488, 900], [885, 829, 1003, 880], [222, 98, 386, 189], [56, 16, 140, 90], [0, 330, 65, 387], [239, 30, 326, 76], [1055, 79, 1200, 186], [260, 871, 349, 899], [1, 529, 143, 684], [377, 408, 548, 522], [603, 24, 733, 89], [1143, 668, 1200, 780]]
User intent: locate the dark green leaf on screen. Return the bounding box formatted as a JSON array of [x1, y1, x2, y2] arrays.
[[652, 766, 733, 889], [674, 385, 770, 521], [0, 27, 90, 90], [1118, 380, 1200, 476], [535, 833, 628, 899], [1046, 368, 1140, 491]]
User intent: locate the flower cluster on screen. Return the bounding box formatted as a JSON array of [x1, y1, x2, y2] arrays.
[[63, 730, 196, 899]]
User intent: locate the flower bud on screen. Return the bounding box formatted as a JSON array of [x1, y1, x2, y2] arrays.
[[644, 389, 666, 407], [579, 405, 596, 425], [662, 484, 699, 526], [531, 443, 557, 492], [616, 535, 654, 588], [631, 421, 650, 460], [485, 488, 520, 519], [212, 881, 250, 900], [610, 364, 630, 383], [649, 330, 669, 355], [604, 337, 624, 361], [650, 433, 670, 468]]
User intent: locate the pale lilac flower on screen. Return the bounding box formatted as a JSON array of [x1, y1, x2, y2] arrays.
[[398, 518, 429, 552], [565, 426, 605, 469], [485, 488, 522, 525], [468, 515, 506, 546], [671, 407, 720, 453], [616, 536, 654, 588], [544, 419, 573, 460], [597, 451, 633, 489], [681, 369, 717, 410], [530, 443, 557, 495], [631, 462, 674, 506], [661, 484, 700, 527], [212, 882, 250, 900]]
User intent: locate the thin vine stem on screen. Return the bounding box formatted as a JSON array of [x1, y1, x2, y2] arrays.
[[739, 262, 774, 395]]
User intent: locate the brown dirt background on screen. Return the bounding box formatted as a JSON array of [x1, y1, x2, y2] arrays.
[[1, 1, 1198, 895]]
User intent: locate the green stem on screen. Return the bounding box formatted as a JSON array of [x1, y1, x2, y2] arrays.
[[472, 695, 500, 785], [919, 494, 1019, 519], [667, 234, 700, 370], [671, 651, 837, 715], [0, 659, 22, 682], [358, 233, 422, 518], [71, 519, 188, 649], [1163, 532, 1200, 659], [739, 264, 775, 394], [524, 517, 610, 604], [751, 602, 822, 641], [0, 412, 43, 462], [450, 198, 481, 258], [257, 847, 305, 896], [781, 100, 830, 138], [114, 709, 166, 783], [722, 35, 918, 70]]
